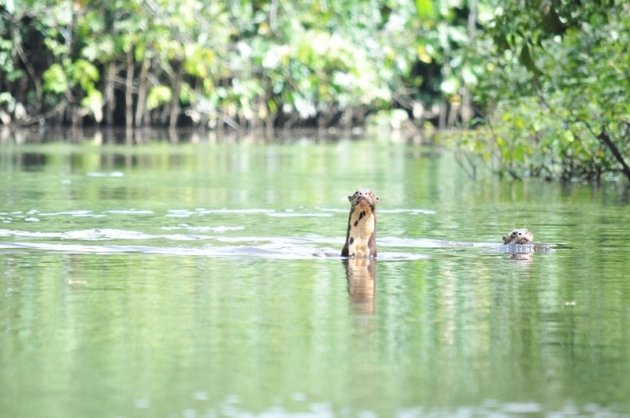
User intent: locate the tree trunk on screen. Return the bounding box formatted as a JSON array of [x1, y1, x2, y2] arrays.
[[71, 105, 81, 127], [598, 129, 630, 182], [168, 61, 183, 129], [134, 57, 151, 127], [104, 62, 116, 126], [125, 50, 135, 130], [447, 102, 460, 126], [438, 101, 447, 130], [461, 0, 477, 124], [461, 89, 473, 124]]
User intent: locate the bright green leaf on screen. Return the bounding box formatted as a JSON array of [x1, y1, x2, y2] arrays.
[[42, 64, 69, 94], [147, 85, 173, 110]]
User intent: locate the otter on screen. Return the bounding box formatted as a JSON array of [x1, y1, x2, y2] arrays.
[[341, 189, 379, 258], [502, 228, 534, 245]]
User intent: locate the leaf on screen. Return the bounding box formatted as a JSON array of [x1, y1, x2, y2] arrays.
[[147, 85, 172, 110], [80, 90, 104, 123], [461, 67, 478, 85], [42, 64, 69, 94], [540, 5, 566, 35], [71, 59, 100, 92], [440, 77, 460, 95], [414, 0, 435, 20], [0, 92, 14, 105], [417, 45, 432, 63], [495, 34, 509, 53], [519, 43, 543, 77]]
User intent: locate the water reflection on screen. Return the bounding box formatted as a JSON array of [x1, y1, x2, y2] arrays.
[[501, 242, 554, 266], [1, 131, 630, 417], [344, 258, 377, 315], [1, 126, 372, 145], [11, 152, 47, 170], [506, 252, 534, 266]]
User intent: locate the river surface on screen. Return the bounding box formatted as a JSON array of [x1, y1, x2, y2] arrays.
[[1, 131, 629, 418]]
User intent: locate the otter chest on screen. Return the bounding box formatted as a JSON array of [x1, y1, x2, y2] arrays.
[[346, 209, 376, 257]]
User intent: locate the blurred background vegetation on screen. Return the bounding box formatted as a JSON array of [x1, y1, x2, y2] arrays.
[[0, 0, 628, 182]]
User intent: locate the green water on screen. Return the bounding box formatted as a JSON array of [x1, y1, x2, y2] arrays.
[[1, 133, 629, 418]]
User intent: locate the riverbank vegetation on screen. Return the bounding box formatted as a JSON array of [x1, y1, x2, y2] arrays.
[[1, 0, 628, 182]]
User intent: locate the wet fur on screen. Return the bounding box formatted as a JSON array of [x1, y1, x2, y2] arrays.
[[341, 190, 379, 258], [502, 228, 534, 245]]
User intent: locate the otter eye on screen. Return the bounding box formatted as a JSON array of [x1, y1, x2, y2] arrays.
[[512, 232, 517, 236], [517, 232, 522, 236]]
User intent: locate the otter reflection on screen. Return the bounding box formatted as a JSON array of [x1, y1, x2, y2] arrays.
[[343, 258, 377, 315], [506, 252, 534, 266]]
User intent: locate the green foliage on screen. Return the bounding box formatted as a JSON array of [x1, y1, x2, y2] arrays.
[[43, 64, 69, 94], [80, 90, 104, 123], [0, 0, 442, 128], [414, 0, 435, 20], [262, 29, 390, 117], [2, 0, 628, 182], [447, 0, 630, 182], [0, 37, 22, 82], [147, 85, 173, 111], [70, 59, 100, 93]]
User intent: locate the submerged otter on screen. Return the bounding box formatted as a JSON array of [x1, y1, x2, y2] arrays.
[[502, 228, 534, 245], [341, 189, 379, 258]]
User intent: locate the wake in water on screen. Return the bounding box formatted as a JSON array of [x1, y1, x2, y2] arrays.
[[0, 207, 554, 260], [0, 227, 433, 260], [0, 226, 549, 260]]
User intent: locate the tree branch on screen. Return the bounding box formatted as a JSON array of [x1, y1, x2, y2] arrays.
[[597, 129, 630, 182]]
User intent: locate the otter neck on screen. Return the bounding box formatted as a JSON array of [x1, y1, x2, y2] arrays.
[[345, 204, 376, 258]]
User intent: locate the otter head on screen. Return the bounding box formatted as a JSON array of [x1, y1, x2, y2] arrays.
[[348, 189, 379, 212], [502, 228, 534, 245], [342, 189, 379, 258]]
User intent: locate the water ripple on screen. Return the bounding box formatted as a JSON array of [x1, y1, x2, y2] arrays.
[[0, 226, 552, 259], [106, 209, 156, 215], [0, 241, 432, 260], [86, 171, 124, 177], [39, 210, 100, 217], [266, 212, 334, 218], [161, 225, 245, 233]]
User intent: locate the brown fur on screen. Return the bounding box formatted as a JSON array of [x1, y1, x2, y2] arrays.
[[502, 228, 534, 245], [341, 189, 379, 258]]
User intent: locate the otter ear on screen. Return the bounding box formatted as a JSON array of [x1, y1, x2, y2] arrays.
[[502, 235, 506, 241], [375, 195, 380, 201], [347, 195, 353, 202]]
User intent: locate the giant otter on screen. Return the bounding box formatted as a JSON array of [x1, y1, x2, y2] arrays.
[[341, 189, 379, 258], [502, 228, 534, 245]]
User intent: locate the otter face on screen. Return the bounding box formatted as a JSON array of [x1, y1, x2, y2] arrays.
[[502, 228, 534, 245], [348, 189, 379, 210]]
